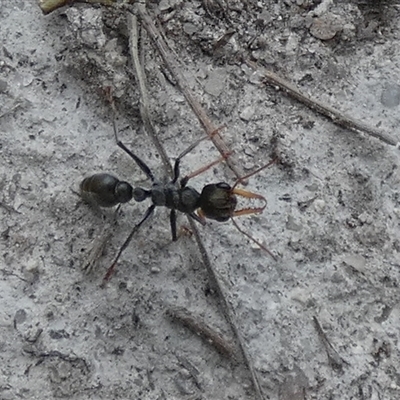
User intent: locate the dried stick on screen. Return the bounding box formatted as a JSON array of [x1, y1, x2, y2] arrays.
[[166, 306, 237, 358], [245, 59, 399, 147], [174, 353, 203, 390], [189, 218, 266, 400], [38, 0, 115, 15], [131, 4, 246, 180], [39, 4, 265, 395], [128, 15, 173, 176], [128, 12, 265, 400]]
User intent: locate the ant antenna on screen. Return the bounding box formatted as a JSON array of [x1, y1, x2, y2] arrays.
[[230, 217, 277, 260], [232, 157, 278, 190]]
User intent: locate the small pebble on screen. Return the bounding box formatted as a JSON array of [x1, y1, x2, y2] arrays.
[[342, 254, 366, 273], [310, 15, 340, 40], [239, 106, 255, 121], [358, 212, 372, 224], [25, 259, 40, 273], [313, 199, 326, 213], [14, 309, 27, 325], [286, 215, 302, 232], [183, 23, 198, 35], [204, 70, 225, 97]]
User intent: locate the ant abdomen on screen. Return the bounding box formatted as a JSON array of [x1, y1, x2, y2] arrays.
[[80, 173, 133, 208]]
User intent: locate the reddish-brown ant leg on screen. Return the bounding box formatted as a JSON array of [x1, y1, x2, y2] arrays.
[[101, 261, 118, 288], [196, 209, 207, 224], [178, 125, 232, 183], [177, 125, 227, 161], [184, 152, 233, 181]]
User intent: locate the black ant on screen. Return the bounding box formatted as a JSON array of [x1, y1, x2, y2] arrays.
[[81, 120, 276, 284]]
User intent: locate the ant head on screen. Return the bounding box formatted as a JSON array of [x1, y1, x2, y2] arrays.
[[198, 182, 237, 221], [133, 187, 151, 202]]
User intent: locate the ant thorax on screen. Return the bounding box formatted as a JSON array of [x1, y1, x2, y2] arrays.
[[150, 180, 201, 214]]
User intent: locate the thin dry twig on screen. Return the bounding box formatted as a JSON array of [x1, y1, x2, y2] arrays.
[[189, 218, 266, 400], [128, 15, 173, 176], [130, 3, 246, 181], [38, 0, 115, 15], [313, 316, 349, 372], [174, 353, 203, 391], [40, 3, 267, 397], [166, 306, 237, 359], [23, 347, 90, 372], [128, 11, 266, 400], [245, 60, 399, 147]]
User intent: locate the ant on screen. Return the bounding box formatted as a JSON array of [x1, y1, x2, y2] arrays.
[[80, 119, 276, 284]]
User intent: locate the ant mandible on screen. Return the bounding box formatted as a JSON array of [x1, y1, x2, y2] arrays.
[[80, 119, 276, 284]]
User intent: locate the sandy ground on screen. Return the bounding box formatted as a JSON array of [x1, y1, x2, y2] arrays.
[[1, 0, 400, 399]]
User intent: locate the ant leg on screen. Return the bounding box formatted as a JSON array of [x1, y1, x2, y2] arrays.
[[176, 125, 227, 162], [173, 126, 229, 185], [172, 157, 181, 184], [112, 118, 155, 182], [170, 209, 205, 242], [230, 218, 277, 260], [189, 211, 207, 226], [181, 153, 233, 185], [170, 209, 178, 241], [101, 204, 156, 286]]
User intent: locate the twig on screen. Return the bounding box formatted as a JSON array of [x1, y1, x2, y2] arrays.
[[128, 15, 173, 176], [174, 353, 203, 391], [128, 11, 265, 399], [23, 347, 90, 372], [189, 218, 266, 400], [166, 306, 236, 358], [39, 0, 246, 180], [245, 60, 399, 147], [312, 316, 349, 372], [131, 4, 246, 181], [38, 0, 115, 15]]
